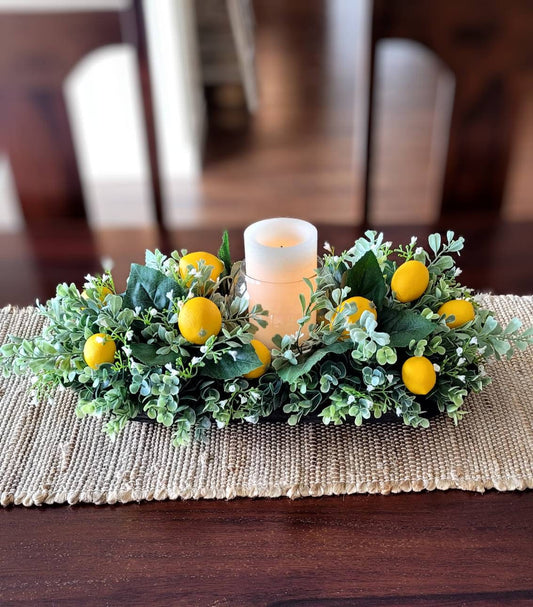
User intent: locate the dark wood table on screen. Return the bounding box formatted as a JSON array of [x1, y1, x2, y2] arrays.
[[1, 221, 532, 605]]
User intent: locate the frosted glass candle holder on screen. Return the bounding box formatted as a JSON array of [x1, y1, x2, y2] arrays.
[[243, 218, 318, 348], [237, 264, 316, 348]]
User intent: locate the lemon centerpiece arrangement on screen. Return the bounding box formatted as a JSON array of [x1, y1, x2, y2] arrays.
[[1, 230, 532, 446]]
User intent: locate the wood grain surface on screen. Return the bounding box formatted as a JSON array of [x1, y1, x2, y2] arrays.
[[1, 492, 532, 605]]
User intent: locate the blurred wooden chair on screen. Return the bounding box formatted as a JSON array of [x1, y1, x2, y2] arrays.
[[0, 1, 161, 227], [364, 0, 533, 221]]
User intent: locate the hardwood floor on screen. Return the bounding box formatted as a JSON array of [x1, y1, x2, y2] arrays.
[[163, 0, 533, 229], [162, 0, 362, 229]]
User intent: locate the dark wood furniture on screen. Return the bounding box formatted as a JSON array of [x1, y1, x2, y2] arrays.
[[0, 2, 162, 227], [365, 0, 533, 220]]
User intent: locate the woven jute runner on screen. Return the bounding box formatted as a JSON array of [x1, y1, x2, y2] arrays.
[[1, 295, 532, 507]]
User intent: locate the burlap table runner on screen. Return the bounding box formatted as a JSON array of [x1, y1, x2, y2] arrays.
[[1, 295, 532, 507]]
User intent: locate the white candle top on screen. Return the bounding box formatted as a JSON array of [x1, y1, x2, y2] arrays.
[[244, 218, 317, 282]]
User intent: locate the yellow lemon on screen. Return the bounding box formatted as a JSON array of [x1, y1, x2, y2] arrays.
[[331, 296, 377, 337], [391, 260, 430, 302], [402, 356, 436, 395], [178, 297, 222, 345], [83, 333, 116, 369], [179, 251, 225, 283], [244, 339, 272, 379], [438, 299, 475, 328], [81, 286, 113, 303]]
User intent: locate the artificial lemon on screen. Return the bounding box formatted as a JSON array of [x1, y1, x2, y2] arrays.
[[391, 260, 430, 303], [331, 296, 377, 336], [244, 339, 271, 379], [179, 251, 224, 284], [178, 297, 222, 345], [402, 356, 437, 395], [438, 299, 475, 328], [81, 286, 113, 303], [83, 333, 116, 369]]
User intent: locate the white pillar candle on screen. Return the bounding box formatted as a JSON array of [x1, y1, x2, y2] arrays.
[[244, 218, 318, 348]]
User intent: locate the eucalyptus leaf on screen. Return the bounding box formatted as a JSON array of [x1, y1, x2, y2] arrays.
[[504, 318, 522, 335], [428, 233, 441, 254]]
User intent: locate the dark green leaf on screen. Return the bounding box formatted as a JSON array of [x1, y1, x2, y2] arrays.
[[342, 251, 386, 309], [379, 307, 435, 347], [122, 264, 184, 311], [217, 230, 232, 274], [277, 341, 352, 384], [382, 260, 396, 284], [203, 344, 261, 380], [130, 343, 178, 366]]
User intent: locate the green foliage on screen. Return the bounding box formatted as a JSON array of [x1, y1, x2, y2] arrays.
[[202, 343, 260, 379], [379, 307, 435, 347], [0, 230, 532, 447], [123, 264, 184, 311], [275, 341, 352, 383], [342, 250, 387, 309], [217, 230, 232, 275], [129, 343, 178, 366]]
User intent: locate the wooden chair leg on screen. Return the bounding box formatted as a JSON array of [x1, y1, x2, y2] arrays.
[[362, 26, 378, 226], [441, 76, 516, 216], [0, 89, 85, 222]]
